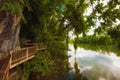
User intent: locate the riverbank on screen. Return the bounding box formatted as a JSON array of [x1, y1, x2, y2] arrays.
[[72, 35, 120, 56]]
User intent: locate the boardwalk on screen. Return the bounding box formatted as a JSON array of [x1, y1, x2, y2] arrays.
[[0, 43, 46, 80]]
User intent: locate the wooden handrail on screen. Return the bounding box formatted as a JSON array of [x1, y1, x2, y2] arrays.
[[0, 43, 47, 80], [11, 48, 27, 64], [27, 46, 36, 56], [9, 46, 37, 69]]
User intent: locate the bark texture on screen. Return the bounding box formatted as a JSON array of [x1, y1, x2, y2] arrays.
[[0, 11, 21, 59]]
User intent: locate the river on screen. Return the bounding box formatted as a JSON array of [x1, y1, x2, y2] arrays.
[[68, 44, 120, 80]]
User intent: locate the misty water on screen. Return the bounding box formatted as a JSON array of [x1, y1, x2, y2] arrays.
[[68, 44, 120, 80]]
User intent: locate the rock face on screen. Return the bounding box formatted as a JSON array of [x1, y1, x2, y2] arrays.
[[0, 11, 21, 59]]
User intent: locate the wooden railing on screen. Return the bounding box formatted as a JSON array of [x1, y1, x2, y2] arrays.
[[0, 43, 47, 80], [10, 46, 36, 69], [0, 55, 10, 80]]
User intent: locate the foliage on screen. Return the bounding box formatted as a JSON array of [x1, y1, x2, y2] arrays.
[[18, 0, 70, 79], [107, 28, 120, 39], [88, 0, 120, 34], [76, 35, 120, 55], [20, 0, 66, 43], [47, 41, 68, 58], [1, 0, 30, 16], [17, 62, 31, 80], [19, 0, 120, 50], [30, 51, 55, 75], [64, 0, 89, 35], [77, 35, 112, 46], [2, 0, 120, 79], [19, 37, 27, 46], [17, 51, 55, 80], [107, 28, 120, 49]]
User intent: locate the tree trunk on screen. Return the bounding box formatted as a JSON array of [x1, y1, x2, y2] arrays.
[[0, 11, 21, 59]]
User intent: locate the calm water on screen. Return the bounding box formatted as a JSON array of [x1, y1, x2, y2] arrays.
[[68, 44, 120, 80]]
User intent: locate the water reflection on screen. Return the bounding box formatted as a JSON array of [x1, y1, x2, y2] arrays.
[[68, 44, 120, 80]]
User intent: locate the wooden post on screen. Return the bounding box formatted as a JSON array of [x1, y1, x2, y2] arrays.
[[3, 54, 11, 80], [26, 48, 28, 59], [6, 53, 11, 80], [9, 51, 13, 69]]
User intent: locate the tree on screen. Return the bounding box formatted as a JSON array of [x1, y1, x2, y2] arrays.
[[0, 0, 31, 59]]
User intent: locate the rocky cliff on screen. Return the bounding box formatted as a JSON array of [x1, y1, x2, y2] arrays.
[[0, 10, 21, 59]]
